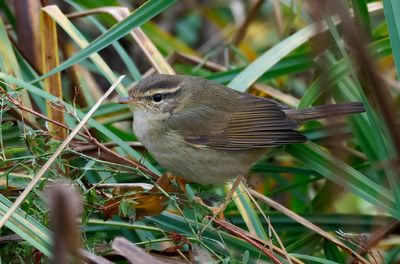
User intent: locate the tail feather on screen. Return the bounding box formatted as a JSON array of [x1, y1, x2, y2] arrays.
[[283, 102, 365, 122]]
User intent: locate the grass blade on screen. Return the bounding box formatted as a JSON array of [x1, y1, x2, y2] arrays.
[[42, 5, 128, 96], [228, 22, 328, 91], [383, 0, 400, 79], [285, 142, 398, 218], [33, 0, 177, 83], [0, 76, 124, 229], [0, 194, 52, 257], [40, 9, 66, 138], [0, 72, 161, 175], [66, 0, 142, 81]]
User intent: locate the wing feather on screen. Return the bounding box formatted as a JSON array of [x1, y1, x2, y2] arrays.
[[169, 91, 306, 150]]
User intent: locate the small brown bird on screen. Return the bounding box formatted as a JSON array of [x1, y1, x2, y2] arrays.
[[119, 74, 364, 185]]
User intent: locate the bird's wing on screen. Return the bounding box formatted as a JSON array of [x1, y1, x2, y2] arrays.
[[168, 93, 306, 150]]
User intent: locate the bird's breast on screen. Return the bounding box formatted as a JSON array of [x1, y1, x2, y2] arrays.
[[133, 110, 169, 143], [133, 110, 265, 184]]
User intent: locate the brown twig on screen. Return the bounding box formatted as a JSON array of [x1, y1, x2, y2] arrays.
[[363, 220, 400, 253], [208, 216, 283, 264], [170, 52, 301, 107], [72, 141, 144, 152], [48, 184, 82, 264], [246, 190, 293, 264], [0, 85, 158, 179], [6, 108, 42, 131], [0, 76, 124, 229], [231, 0, 266, 46], [169, 52, 226, 72], [325, 0, 400, 169], [80, 250, 115, 264], [248, 188, 370, 264], [112, 237, 165, 264], [0, 234, 23, 244]]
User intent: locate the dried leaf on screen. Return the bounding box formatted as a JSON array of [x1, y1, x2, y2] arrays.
[[40, 9, 66, 139], [112, 237, 183, 264], [102, 174, 177, 220]]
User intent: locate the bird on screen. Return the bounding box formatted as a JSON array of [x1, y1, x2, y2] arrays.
[[118, 74, 365, 185]]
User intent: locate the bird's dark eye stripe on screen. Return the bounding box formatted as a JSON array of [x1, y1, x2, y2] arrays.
[[147, 88, 181, 102]]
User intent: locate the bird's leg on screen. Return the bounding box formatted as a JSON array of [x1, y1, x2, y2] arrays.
[[199, 174, 245, 234], [212, 174, 245, 217]]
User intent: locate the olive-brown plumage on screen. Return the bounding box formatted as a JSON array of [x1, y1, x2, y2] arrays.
[[119, 74, 364, 184]]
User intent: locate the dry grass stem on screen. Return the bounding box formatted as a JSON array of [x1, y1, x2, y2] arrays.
[[248, 188, 371, 264], [0, 75, 125, 229]]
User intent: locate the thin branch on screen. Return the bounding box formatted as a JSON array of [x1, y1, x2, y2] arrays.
[[247, 188, 370, 264], [231, 0, 266, 46], [0, 85, 158, 179], [363, 220, 400, 253], [209, 216, 283, 264], [0, 76, 125, 229], [246, 190, 293, 264], [80, 249, 115, 264], [326, 0, 400, 168]]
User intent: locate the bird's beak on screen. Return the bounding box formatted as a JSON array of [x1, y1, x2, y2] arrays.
[[117, 97, 130, 104], [116, 97, 137, 104]]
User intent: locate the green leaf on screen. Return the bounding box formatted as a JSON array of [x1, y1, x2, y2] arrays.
[[0, 194, 52, 257], [0, 72, 161, 176], [66, 0, 142, 81], [0, 18, 21, 78], [148, 212, 274, 262], [0, 121, 13, 130], [242, 250, 249, 264], [285, 142, 398, 218], [291, 253, 341, 264], [351, 0, 371, 35], [41, 5, 128, 97], [207, 52, 314, 85], [228, 22, 328, 91], [383, 0, 400, 79], [298, 37, 391, 108], [32, 0, 176, 83], [324, 239, 345, 264], [230, 184, 268, 240]]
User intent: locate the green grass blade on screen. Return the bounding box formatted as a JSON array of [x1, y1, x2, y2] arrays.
[[351, 0, 371, 35], [0, 195, 52, 257], [324, 239, 345, 264], [227, 4, 383, 92], [383, 0, 400, 79], [230, 184, 268, 240], [32, 0, 176, 83], [322, 14, 400, 209], [0, 18, 22, 78], [148, 212, 273, 262], [290, 254, 339, 264], [285, 142, 398, 218], [298, 37, 391, 108], [66, 0, 142, 81], [42, 5, 128, 97], [207, 52, 314, 84], [0, 72, 161, 175], [228, 22, 328, 91]]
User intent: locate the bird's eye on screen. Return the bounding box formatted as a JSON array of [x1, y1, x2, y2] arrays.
[[152, 93, 163, 102]]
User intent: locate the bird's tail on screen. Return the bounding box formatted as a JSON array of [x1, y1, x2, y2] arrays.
[[284, 102, 365, 122]]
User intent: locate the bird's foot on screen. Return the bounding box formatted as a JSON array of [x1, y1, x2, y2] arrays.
[[194, 196, 225, 218]]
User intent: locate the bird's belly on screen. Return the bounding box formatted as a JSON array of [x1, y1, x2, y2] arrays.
[[138, 129, 264, 184]]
